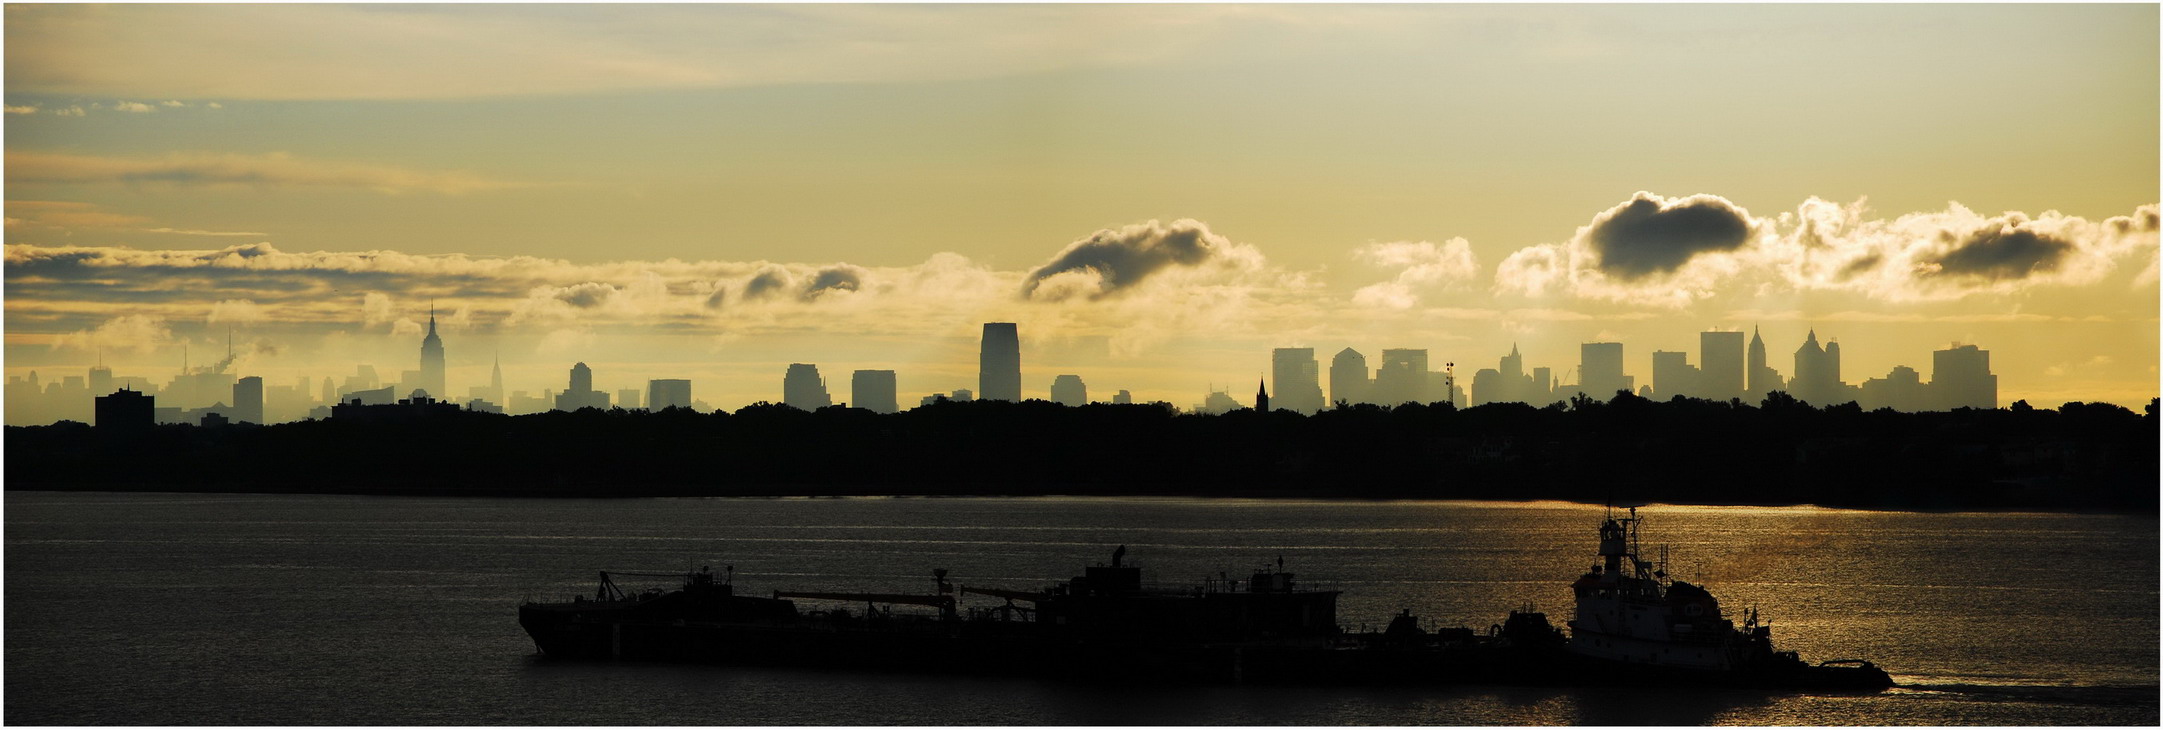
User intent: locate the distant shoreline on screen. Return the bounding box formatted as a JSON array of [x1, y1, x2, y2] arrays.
[[6, 483, 2153, 517]]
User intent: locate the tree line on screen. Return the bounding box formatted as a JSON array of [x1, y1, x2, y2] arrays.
[[6, 392, 2155, 512]]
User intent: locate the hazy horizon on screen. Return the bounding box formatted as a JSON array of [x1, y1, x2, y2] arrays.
[[6, 4, 2157, 416]]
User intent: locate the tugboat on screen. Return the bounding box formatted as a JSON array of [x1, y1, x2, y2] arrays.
[[1558, 507, 1893, 689]]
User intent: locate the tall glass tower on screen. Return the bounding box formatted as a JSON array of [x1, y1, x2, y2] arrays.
[[979, 322, 1020, 402]]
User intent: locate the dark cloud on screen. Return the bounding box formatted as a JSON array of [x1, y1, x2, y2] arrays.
[[800, 266, 863, 301], [1925, 224, 2073, 280], [703, 288, 726, 310], [1022, 219, 1230, 300], [1583, 192, 1756, 280], [741, 267, 790, 300], [2109, 205, 2159, 236], [1836, 254, 1881, 280]]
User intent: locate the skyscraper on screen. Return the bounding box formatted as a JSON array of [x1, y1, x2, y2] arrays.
[[783, 363, 831, 410], [418, 304, 446, 399], [232, 376, 264, 424], [852, 370, 899, 413], [488, 353, 505, 405], [1790, 330, 1850, 405], [1372, 349, 1429, 405], [1578, 342, 1630, 400], [95, 388, 154, 430], [1473, 344, 1547, 406], [1699, 330, 1744, 402], [648, 379, 693, 411], [1650, 351, 1696, 400], [1050, 374, 1087, 407], [1930, 344, 1997, 410], [554, 362, 600, 411], [1269, 348, 1324, 414], [1329, 347, 1369, 407], [979, 322, 1020, 402], [1746, 326, 1784, 397], [88, 365, 112, 398]]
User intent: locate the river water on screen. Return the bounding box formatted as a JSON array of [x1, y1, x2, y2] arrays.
[[5, 492, 2154, 725]]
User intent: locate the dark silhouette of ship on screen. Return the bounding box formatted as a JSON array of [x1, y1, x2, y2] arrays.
[[518, 515, 1892, 689]]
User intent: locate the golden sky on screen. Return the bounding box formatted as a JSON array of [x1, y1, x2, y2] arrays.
[[4, 4, 2157, 412]]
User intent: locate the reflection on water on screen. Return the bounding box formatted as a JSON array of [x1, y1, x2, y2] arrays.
[[5, 493, 2155, 725]]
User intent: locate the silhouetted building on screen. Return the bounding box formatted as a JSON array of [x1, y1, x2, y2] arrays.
[[555, 362, 604, 411], [648, 379, 693, 410], [783, 363, 831, 410], [346, 385, 398, 406], [1931, 343, 1997, 410], [1255, 378, 1270, 412], [94, 388, 153, 430], [1651, 350, 1697, 400], [333, 392, 461, 423], [1860, 365, 1926, 412], [1193, 388, 1244, 415], [979, 322, 1020, 402], [465, 399, 504, 415], [266, 383, 310, 424], [1746, 326, 1785, 398], [1050, 374, 1087, 407], [1270, 348, 1324, 414], [418, 305, 446, 399], [1373, 349, 1429, 405], [617, 389, 642, 410], [1579, 342, 1631, 399], [853, 370, 899, 413], [1113, 389, 1133, 405], [199, 411, 230, 428], [233, 376, 264, 424], [1329, 347, 1370, 407], [1791, 330, 1852, 406], [1473, 344, 1549, 406], [88, 365, 112, 398], [1699, 331, 1744, 402]]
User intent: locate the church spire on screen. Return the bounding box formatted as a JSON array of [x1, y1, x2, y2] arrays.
[[1256, 377, 1270, 413]]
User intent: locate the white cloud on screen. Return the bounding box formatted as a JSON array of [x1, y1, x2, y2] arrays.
[[360, 292, 399, 327], [206, 299, 266, 326], [5, 104, 38, 115], [53, 314, 174, 354], [1351, 238, 1480, 310], [111, 100, 156, 113]]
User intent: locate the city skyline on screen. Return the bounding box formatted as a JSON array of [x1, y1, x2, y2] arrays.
[[4, 4, 2157, 415], [12, 316, 2027, 427]]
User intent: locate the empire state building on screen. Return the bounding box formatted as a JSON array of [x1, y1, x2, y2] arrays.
[[418, 306, 446, 399]]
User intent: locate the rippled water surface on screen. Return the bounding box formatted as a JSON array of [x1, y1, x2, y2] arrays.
[[6, 492, 2155, 725]]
